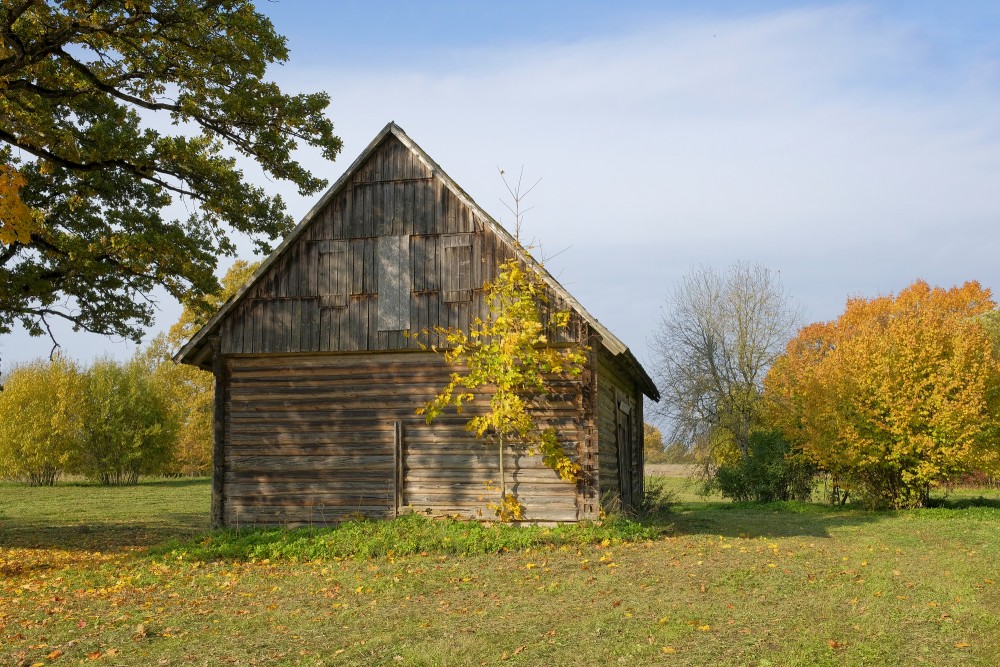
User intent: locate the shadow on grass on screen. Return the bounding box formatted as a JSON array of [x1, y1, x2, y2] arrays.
[[661, 500, 889, 540], [928, 495, 1000, 510], [0, 513, 209, 551]]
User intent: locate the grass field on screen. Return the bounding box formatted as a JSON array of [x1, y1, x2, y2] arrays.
[[1, 477, 998, 666]]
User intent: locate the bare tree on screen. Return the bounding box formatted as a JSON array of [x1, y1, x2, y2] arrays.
[[650, 263, 802, 459]]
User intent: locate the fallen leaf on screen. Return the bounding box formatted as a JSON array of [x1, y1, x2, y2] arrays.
[[513, 646, 525, 655], [955, 642, 970, 649], [45, 650, 62, 660], [828, 640, 845, 650], [86, 651, 102, 661], [661, 646, 675, 654]]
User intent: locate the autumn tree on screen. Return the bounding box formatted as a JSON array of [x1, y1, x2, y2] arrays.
[[418, 256, 587, 521], [0, 1, 341, 366], [651, 263, 802, 462], [643, 423, 667, 464], [138, 259, 260, 475], [766, 280, 1000, 508], [0, 355, 83, 485], [73, 356, 177, 485]]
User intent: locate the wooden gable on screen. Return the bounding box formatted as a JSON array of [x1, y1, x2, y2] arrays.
[[190, 131, 584, 361], [177, 122, 657, 403]]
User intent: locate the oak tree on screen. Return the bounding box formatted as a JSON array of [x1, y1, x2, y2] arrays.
[[0, 1, 341, 363]]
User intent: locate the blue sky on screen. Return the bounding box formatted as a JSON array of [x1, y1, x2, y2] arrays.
[[4, 1, 1000, 374]]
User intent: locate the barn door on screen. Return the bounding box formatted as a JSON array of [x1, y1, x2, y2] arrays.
[[615, 390, 634, 510]]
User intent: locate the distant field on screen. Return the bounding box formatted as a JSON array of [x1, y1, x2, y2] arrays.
[[1, 476, 998, 666], [645, 464, 700, 477]]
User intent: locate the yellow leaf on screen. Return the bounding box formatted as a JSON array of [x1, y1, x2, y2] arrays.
[[661, 646, 675, 654], [0, 165, 40, 246], [955, 642, 970, 648]]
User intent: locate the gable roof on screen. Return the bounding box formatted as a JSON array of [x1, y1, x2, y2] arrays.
[[175, 122, 659, 401]]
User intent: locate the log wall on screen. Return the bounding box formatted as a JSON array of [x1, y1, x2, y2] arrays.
[[222, 351, 585, 525]]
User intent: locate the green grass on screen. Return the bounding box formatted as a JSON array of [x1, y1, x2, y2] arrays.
[[0, 478, 209, 551], [1, 477, 998, 666]]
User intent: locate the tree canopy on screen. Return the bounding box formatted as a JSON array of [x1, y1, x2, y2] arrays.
[[766, 280, 1000, 507], [0, 1, 341, 358], [651, 263, 801, 461]]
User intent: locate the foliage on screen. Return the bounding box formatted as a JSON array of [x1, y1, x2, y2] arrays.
[[766, 280, 1000, 508], [0, 355, 83, 485], [136, 335, 214, 475], [0, 164, 40, 245], [135, 259, 261, 475], [709, 430, 816, 503], [167, 259, 262, 345], [74, 357, 177, 485], [651, 263, 801, 462], [645, 422, 699, 464], [418, 256, 587, 520], [643, 422, 668, 463], [0, 256, 255, 483], [0, 1, 341, 365]]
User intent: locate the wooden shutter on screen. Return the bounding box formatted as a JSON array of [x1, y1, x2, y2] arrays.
[[316, 240, 348, 308], [377, 235, 411, 330], [441, 233, 472, 302]]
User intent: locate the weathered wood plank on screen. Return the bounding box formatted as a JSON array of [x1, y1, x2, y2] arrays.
[[227, 454, 395, 472], [224, 470, 391, 484]]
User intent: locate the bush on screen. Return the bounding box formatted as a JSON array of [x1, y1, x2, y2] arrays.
[[138, 335, 214, 476], [711, 430, 815, 503], [73, 357, 177, 485], [0, 356, 83, 485]]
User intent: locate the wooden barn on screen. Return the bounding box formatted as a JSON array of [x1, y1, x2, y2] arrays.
[[176, 122, 659, 527]]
